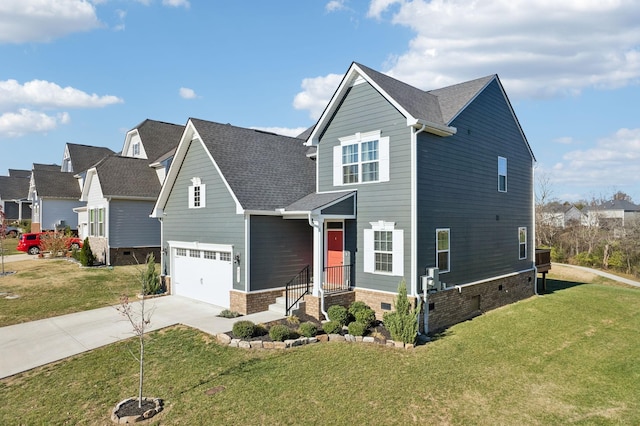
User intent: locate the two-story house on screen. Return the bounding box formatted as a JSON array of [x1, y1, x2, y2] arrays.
[[152, 62, 536, 332], [78, 119, 184, 265]]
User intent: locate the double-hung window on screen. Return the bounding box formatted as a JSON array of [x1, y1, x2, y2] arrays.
[[334, 130, 389, 186], [436, 228, 450, 273], [89, 209, 95, 236], [188, 177, 206, 209], [519, 227, 527, 260], [364, 221, 403, 276], [498, 157, 507, 192]]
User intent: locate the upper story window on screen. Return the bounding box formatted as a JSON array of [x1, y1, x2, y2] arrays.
[[132, 142, 140, 156], [188, 177, 206, 209], [498, 156, 507, 192], [519, 227, 527, 260], [436, 228, 450, 273], [333, 130, 389, 186]]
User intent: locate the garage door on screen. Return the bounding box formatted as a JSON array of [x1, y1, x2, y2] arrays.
[[171, 244, 233, 307]]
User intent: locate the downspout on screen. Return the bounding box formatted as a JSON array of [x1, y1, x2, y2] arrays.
[[532, 159, 538, 296], [412, 124, 427, 334], [308, 213, 328, 320]]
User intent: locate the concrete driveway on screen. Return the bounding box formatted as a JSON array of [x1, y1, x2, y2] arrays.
[[0, 295, 283, 379]]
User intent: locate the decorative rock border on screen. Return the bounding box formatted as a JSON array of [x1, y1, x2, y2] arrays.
[[215, 333, 415, 350], [111, 397, 163, 424]]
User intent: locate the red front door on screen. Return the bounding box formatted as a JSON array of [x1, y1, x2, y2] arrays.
[[327, 230, 343, 285]]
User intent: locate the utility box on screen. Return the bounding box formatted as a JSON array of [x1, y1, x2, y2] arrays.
[[420, 267, 441, 292]]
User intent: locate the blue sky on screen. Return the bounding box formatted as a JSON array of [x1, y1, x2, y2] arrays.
[[1, 0, 639, 203]]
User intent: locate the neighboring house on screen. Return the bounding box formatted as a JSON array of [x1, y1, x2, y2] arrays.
[[585, 200, 640, 230], [541, 203, 584, 228], [0, 170, 32, 221], [28, 164, 83, 233], [76, 119, 184, 265], [29, 145, 114, 234], [152, 62, 537, 333], [79, 156, 162, 265]]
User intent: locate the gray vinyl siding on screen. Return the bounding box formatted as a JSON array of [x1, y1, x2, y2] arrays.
[[41, 199, 82, 230], [162, 139, 246, 290], [317, 82, 412, 293], [321, 197, 355, 216], [249, 216, 312, 291], [417, 79, 534, 286], [109, 199, 159, 248]]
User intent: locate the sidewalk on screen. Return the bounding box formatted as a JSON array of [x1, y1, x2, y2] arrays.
[[0, 295, 283, 379], [557, 263, 640, 288]]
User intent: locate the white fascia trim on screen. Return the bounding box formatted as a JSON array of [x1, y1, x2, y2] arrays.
[[452, 267, 536, 291], [409, 119, 457, 137], [121, 129, 140, 158], [79, 168, 97, 202]]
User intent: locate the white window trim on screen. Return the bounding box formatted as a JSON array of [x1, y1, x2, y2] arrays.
[[436, 228, 450, 273], [188, 177, 206, 209], [519, 227, 527, 260], [333, 130, 390, 186], [363, 221, 404, 276], [498, 156, 507, 193]]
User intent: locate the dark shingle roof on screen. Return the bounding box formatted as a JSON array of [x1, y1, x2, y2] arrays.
[[32, 169, 81, 199], [134, 119, 185, 164], [93, 156, 161, 198], [33, 163, 61, 171], [588, 200, 640, 212], [8, 169, 31, 178], [354, 62, 494, 126], [66, 143, 115, 173], [191, 119, 316, 211], [0, 176, 30, 200], [285, 191, 355, 212]]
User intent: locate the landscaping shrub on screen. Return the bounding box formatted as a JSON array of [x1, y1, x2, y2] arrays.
[[218, 309, 240, 318], [327, 305, 349, 326], [347, 321, 367, 337], [269, 324, 291, 342], [298, 321, 318, 338], [322, 320, 342, 334], [79, 237, 96, 267], [349, 302, 376, 328], [232, 320, 256, 339], [383, 280, 420, 345], [142, 253, 161, 295], [254, 323, 268, 337]]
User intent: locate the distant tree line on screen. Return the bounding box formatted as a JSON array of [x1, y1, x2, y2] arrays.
[[536, 176, 640, 278]]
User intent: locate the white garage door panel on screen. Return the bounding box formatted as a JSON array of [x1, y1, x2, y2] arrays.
[[172, 245, 232, 307]]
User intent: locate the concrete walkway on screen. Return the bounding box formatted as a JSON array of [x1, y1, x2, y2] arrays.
[[556, 263, 640, 288], [0, 295, 284, 379]]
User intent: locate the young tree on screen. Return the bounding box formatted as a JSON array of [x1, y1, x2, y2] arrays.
[[115, 253, 157, 408]]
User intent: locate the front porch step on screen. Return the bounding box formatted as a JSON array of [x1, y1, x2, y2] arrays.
[[269, 296, 304, 316]]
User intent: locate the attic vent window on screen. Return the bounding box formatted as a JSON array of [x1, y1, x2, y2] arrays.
[[188, 177, 206, 209], [133, 142, 140, 156]]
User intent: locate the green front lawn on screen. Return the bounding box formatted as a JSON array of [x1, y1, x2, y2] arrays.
[[0, 237, 20, 255], [0, 260, 143, 326], [1, 268, 639, 424]]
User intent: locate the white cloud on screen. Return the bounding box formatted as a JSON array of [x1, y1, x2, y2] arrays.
[[163, 0, 190, 8], [0, 79, 121, 138], [0, 0, 101, 43], [251, 126, 309, 138], [179, 87, 198, 99], [554, 137, 575, 145], [326, 1, 348, 13], [293, 73, 344, 120], [0, 79, 123, 109], [0, 109, 70, 138], [544, 128, 640, 200], [369, 0, 640, 100]]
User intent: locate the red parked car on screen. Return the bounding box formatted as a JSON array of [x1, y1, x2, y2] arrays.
[[17, 232, 83, 255]]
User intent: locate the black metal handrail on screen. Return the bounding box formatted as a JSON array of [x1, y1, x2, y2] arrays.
[[323, 264, 351, 293], [285, 265, 311, 316]]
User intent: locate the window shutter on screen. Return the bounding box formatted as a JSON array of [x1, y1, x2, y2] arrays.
[[188, 185, 194, 208], [392, 229, 404, 276], [363, 229, 374, 273], [200, 184, 206, 208], [379, 137, 390, 182], [333, 145, 343, 186]]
